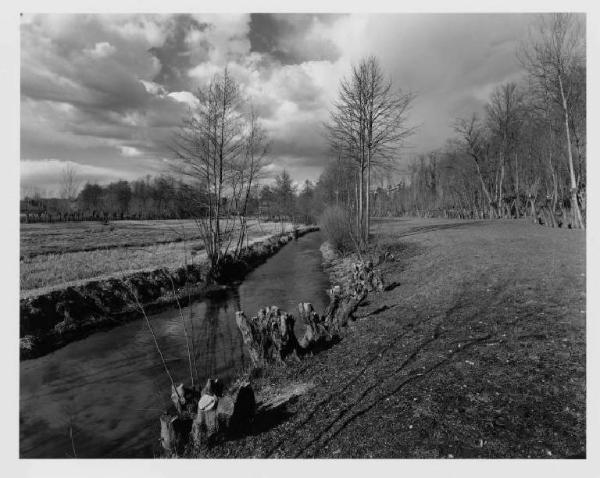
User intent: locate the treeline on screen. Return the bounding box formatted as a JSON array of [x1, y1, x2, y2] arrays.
[[22, 176, 203, 223], [20, 171, 318, 224], [312, 13, 586, 230], [389, 14, 585, 228]]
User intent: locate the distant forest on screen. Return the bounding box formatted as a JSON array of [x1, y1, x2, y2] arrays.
[[20, 171, 311, 224]]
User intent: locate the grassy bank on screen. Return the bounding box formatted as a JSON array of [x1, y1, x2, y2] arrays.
[[199, 218, 585, 458], [21, 219, 292, 296]]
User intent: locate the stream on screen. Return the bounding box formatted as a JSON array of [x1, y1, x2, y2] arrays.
[[20, 231, 329, 458]]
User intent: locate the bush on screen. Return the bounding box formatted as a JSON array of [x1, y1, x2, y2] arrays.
[[319, 206, 354, 253]]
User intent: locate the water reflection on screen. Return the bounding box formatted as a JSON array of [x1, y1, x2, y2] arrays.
[[20, 232, 329, 458]]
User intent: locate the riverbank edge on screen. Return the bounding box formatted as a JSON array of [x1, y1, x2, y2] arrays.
[[183, 240, 373, 457], [319, 241, 360, 288], [20, 226, 319, 360]]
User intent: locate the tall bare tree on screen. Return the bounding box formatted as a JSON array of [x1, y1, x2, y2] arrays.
[[233, 105, 269, 255], [362, 56, 416, 240], [453, 115, 497, 218], [519, 13, 585, 228], [485, 82, 525, 217], [170, 69, 268, 275], [326, 55, 415, 248]]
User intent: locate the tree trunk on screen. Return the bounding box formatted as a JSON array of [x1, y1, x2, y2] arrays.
[[529, 198, 536, 222], [514, 152, 520, 219], [558, 75, 584, 229], [355, 170, 361, 239], [473, 160, 496, 218], [366, 150, 371, 246], [498, 160, 505, 218]]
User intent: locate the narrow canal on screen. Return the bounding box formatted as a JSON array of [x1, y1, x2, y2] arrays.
[[20, 231, 329, 458]]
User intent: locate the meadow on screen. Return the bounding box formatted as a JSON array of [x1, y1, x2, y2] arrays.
[[20, 219, 292, 297], [202, 218, 586, 458]]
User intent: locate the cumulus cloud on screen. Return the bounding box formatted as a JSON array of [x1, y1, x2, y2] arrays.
[[248, 14, 343, 65], [20, 13, 541, 192], [86, 41, 116, 58], [167, 91, 199, 107]]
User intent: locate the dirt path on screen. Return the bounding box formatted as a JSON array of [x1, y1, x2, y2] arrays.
[[202, 218, 586, 458]]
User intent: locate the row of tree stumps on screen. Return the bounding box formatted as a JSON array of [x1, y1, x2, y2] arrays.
[[159, 260, 384, 456], [235, 261, 385, 366]]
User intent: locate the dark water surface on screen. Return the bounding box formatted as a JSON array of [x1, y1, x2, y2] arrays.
[[20, 232, 329, 458]]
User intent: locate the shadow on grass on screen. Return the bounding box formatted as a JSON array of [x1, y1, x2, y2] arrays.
[[295, 332, 493, 458], [394, 221, 488, 239], [250, 405, 296, 437], [384, 281, 400, 292], [302, 335, 342, 356]]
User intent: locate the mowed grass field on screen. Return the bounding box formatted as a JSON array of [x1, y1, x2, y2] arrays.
[[20, 219, 292, 297], [21, 220, 206, 258], [202, 218, 586, 458]]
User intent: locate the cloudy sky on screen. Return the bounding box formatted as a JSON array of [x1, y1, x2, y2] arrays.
[[20, 13, 537, 196]]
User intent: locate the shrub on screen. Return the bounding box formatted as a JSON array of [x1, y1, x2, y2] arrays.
[[319, 206, 354, 253]]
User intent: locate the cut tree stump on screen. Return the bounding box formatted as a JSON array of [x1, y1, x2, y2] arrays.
[[170, 383, 200, 415], [160, 261, 383, 454], [161, 379, 257, 453], [235, 306, 301, 367], [160, 412, 193, 456], [298, 302, 333, 349], [235, 260, 384, 363]]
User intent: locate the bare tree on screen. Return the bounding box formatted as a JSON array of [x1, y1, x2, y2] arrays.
[[356, 16, 584, 227], [453, 115, 497, 218], [326, 55, 415, 248], [485, 82, 525, 217], [233, 104, 269, 255], [519, 13, 585, 228], [60, 164, 80, 200], [363, 56, 416, 241], [170, 69, 268, 276]]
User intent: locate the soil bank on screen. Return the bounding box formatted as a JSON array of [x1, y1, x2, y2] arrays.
[[20, 226, 318, 360]]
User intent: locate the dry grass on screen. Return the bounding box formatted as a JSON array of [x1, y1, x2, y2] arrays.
[[318, 206, 354, 253], [20, 219, 293, 297], [21, 220, 204, 258]]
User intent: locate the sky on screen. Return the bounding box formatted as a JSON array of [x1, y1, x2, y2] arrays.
[[20, 13, 538, 196]]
